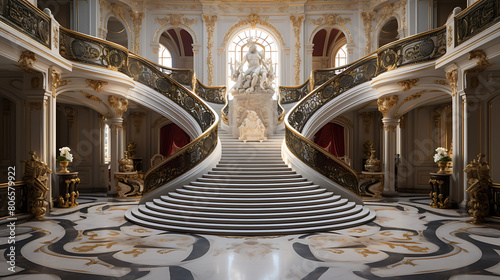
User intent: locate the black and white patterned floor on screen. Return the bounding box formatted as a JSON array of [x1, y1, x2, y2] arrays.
[[2, 196, 500, 280]]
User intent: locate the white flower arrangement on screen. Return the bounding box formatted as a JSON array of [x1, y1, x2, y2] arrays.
[[433, 147, 451, 162], [57, 147, 73, 162]]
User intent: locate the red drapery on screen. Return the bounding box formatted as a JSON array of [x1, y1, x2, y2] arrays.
[[160, 123, 191, 157], [313, 123, 345, 157]]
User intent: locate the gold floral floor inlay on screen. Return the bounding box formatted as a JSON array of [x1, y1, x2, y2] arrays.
[[2, 197, 500, 279]]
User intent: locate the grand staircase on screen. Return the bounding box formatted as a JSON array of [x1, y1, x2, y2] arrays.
[[125, 130, 375, 235]]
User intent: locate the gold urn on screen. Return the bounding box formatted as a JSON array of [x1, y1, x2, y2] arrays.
[[364, 148, 381, 172], [118, 151, 134, 172]]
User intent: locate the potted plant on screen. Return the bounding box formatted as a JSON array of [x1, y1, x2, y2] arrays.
[[57, 147, 73, 173], [433, 147, 452, 174]]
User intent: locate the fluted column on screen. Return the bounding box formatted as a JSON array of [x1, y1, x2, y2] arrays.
[[382, 117, 399, 196], [107, 118, 124, 195]]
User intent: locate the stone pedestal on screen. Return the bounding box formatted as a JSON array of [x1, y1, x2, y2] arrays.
[[56, 172, 80, 208], [429, 173, 452, 209], [229, 93, 277, 138], [114, 171, 144, 198], [359, 171, 384, 198]]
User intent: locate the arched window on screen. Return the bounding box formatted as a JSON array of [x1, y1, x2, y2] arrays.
[[227, 29, 279, 92], [159, 44, 172, 68], [335, 44, 347, 68]]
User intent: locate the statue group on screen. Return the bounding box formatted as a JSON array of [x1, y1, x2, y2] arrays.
[[228, 38, 277, 140], [229, 39, 275, 95]]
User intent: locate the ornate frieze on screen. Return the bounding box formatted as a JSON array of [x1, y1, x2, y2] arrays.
[[308, 14, 351, 26], [108, 95, 128, 117], [361, 11, 376, 55], [377, 95, 399, 118], [290, 15, 305, 85], [467, 50, 492, 73], [18, 51, 37, 73], [222, 14, 285, 48], [155, 15, 198, 28], [87, 79, 108, 92], [51, 69, 68, 98], [398, 78, 418, 92], [130, 11, 144, 54], [202, 15, 217, 86]]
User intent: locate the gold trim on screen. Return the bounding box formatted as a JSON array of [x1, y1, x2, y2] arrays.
[[377, 26, 446, 53], [290, 15, 305, 85], [0, 181, 26, 188], [202, 15, 217, 86], [59, 26, 130, 53], [222, 13, 286, 48]]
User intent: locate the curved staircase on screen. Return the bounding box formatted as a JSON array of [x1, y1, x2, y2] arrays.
[[125, 130, 375, 235]]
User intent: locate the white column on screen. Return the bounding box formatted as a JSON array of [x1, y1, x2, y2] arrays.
[[304, 43, 314, 80], [192, 44, 202, 82], [44, 92, 57, 208], [382, 117, 399, 196], [107, 117, 124, 195], [451, 91, 465, 205]]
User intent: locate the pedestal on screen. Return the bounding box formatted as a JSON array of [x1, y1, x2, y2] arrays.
[[229, 93, 277, 138], [429, 173, 452, 208], [56, 172, 80, 208], [358, 171, 385, 198], [114, 171, 144, 198]]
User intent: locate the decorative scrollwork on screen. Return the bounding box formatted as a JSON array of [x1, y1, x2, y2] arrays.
[[311, 63, 353, 89], [288, 57, 378, 133], [22, 151, 52, 218], [279, 79, 310, 104], [194, 79, 226, 104], [128, 55, 215, 131], [455, 0, 500, 46], [156, 65, 194, 88], [377, 27, 446, 74], [285, 127, 359, 195], [143, 125, 218, 194], [0, 0, 51, 48], [59, 28, 128, 73]]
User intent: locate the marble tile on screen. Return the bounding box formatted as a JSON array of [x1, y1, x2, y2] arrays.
[[3, 196, 500, 280]]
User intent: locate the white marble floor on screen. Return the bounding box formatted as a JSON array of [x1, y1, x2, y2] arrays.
[[2, 196, 500, 280]]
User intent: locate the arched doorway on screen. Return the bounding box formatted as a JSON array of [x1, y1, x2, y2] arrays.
[[312, 28, 347, 70], [378, 18, 399, 48], [159, 28, 194, 69], [106, 17, 128, 48]]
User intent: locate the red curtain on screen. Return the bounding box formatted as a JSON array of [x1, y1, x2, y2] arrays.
[[313, 123, 345, 157], [160, 123, 190, 157]]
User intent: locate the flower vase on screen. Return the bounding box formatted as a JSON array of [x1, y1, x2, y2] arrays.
[[437, 161, 448, 174], [59, 161, 70, 173]]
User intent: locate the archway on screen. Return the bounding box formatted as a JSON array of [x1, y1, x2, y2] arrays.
[[312, 28, 347, 70], [106, 17, 128, 49], [378, 18, 399, 48], [159, 28, 194, 69]]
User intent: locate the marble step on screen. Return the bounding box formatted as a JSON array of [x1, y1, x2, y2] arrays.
[[216, 163, 289, 168], [212, 167, 292, 172], [202, 174, 301, 179], [175, 188, 326, 198], [161, 194, 340, 208], [207, 170, 296, 175], [218, 160, 285, 165], [137, 204, 363, 224], [196, 177, 307, 184], [152, 196, 346, 213], [126, 207, 375, 235], [168, 191, 333, 203], [182, 184, 320, 193], [145, 200, 355, 218], [190, 181, 314, 188]]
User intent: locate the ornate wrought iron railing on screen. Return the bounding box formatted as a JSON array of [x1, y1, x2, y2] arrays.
[[310, 62, 354, 89], [156, 65, 194, 89], [376, 26, 446, 74], [0, 181, 28, 218], [455, 0, 500, 46], [58, 28, 218, 195], [279, 79, 310, 104], [194, 79, 226, 104], [0, 0, 51, 48], [285, 25, 448, 197]]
